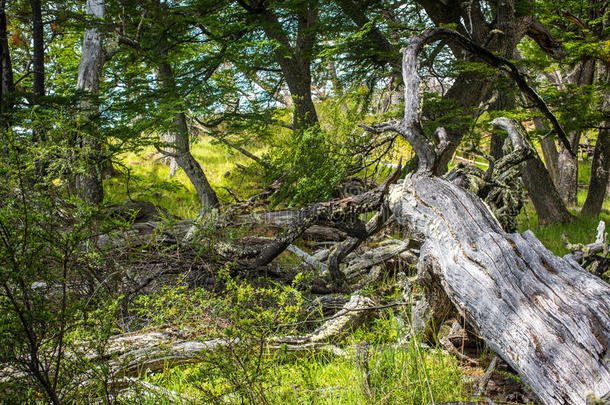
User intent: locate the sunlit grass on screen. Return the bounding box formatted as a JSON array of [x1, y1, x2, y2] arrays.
[[518, 159, 610, 256], [518, 206, 610, 256], [105, 137, 267, 218], [130, 312, 469, 405]]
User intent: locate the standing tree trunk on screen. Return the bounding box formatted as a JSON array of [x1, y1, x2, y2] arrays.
[[243, 0, 319, 132], [30, 0, 45, 143], [582, 126, 610, 217], [520, 148, 573, 225], [557, 132, 580, 206], [157, 60, 219, 208], [1, 0, 14, 116], [265, 7, 318, 131], [582, 67, 610, 217], [515, 102, 572, 224], [75, 0, 105, 204], [487, 80, 570, 224], [417, 0, 566, 175], [556, 59, 596, 206], [534, 117, 560, 186], [364, 28, 610, 405]]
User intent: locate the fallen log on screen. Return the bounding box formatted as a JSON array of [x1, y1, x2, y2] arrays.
[[326, 204, 395, 285], [81, 295, 376, 378], [252, 166, 401, 272], [363, 28, 610, 405], [390, 174, 610, 404], [224, 210, 347, 241], [343, 240, 411, 279]]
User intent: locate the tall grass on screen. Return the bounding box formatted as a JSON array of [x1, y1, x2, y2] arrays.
[[124, 313, 469, 405]]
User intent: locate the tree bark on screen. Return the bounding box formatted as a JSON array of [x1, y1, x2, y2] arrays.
[[0, 0, 14, 114], [365, 29, 608, 404], [534, 117, 560, 186], [389, 175, 610, 405], [246, 1, 319, 131], [31, 0, 44, 142], [582, 82, 610, 217], [252, 166, 400, 269], [486, 117, 573, 225], [557, 132, 580, 206], [557, 59, 596, 206], [157, 61, 219, 208], [521, 151, 573, 225], [415, 0, 567, 174], [75, 0, 105, 204]]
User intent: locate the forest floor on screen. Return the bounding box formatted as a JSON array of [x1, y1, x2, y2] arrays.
[[103, 137, 608, 404]]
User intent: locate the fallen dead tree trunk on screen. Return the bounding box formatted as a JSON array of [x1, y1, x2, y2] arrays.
[[390, 175, 610, 404], [222, 210, 347, 241], [362, 28, 610, 405], [78, 295, 376, 379], [250, 167, 401, 285]]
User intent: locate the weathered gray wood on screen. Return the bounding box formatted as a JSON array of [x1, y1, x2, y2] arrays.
[[82, 295, 375, 378], [343, 240, 410, 279], [367, 28, 610, 405], [287, 244, 328, 273], [223, 210, 347, 241], [252, 166, 401, 269], [388, 175, 610, 404]]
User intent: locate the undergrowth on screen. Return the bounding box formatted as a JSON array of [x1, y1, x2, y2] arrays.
[[105, 134, 607, 404], [125, 272, 469, 405]]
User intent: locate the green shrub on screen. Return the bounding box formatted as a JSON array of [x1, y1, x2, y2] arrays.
[[0, 130, 122, 403]]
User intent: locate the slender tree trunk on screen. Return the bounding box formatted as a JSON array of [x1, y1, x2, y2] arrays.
[[557, 132, 580, 206], [582, 127, 610, 217], [31, 0, 45, 143], [157, 61, 219, 208], [1, 0, 14, 111], [556, 60, 596, 206], [520, 152, 573, 225], [534, 117, 560, 186], [172, 111, 219, 208], [582, 69, 610, 217], [75, 0, 105, 204]]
